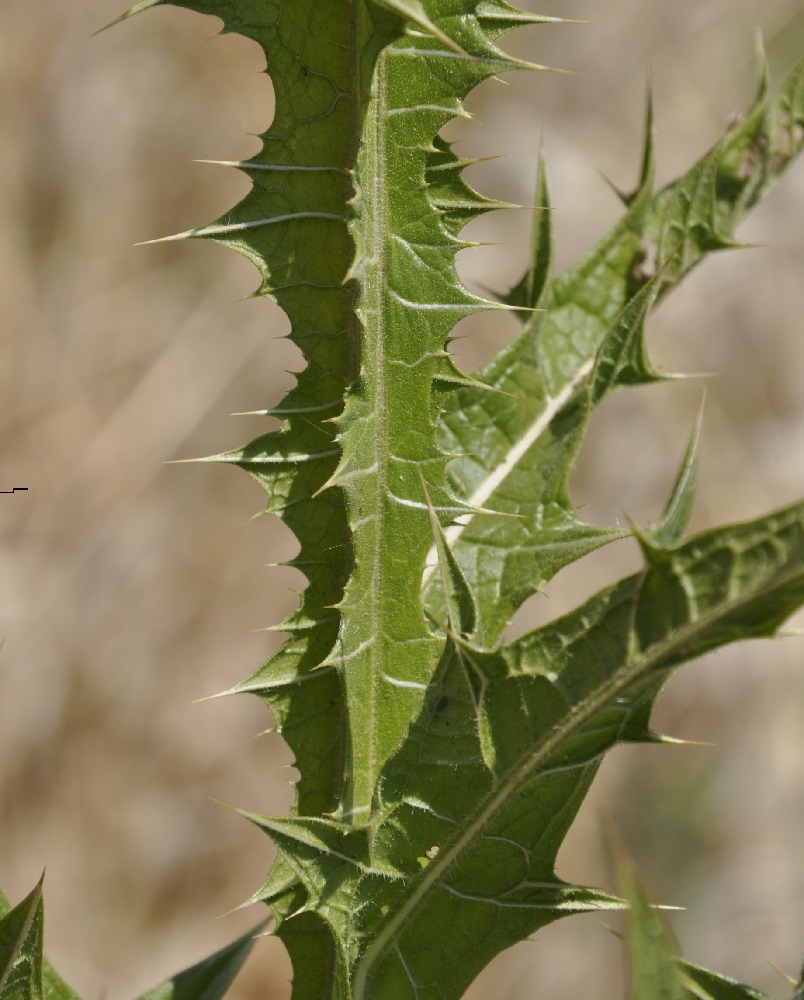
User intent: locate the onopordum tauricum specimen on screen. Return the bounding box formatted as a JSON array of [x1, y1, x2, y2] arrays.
[[1, 3, 803, 999]]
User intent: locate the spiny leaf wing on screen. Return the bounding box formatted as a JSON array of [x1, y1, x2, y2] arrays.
[[328, 2, 552, 818], [426, 58, 804, 645]]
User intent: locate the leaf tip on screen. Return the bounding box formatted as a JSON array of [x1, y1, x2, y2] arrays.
[[92, 0, 165, 37]]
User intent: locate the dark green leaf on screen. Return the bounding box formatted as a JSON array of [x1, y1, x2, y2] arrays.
[[0, 882, 44, 1000], [135, 924, 265, 1000]]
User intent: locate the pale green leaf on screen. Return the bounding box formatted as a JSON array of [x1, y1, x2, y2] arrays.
[[159, 0, 404, 827], [618, 858, 687, 1000]]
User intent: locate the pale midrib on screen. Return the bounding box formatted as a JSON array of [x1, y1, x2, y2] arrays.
[[422, 356, 595, 586], [0, 889, 39, 993], [364, 49, 390, 816], [352, 559, 803, 997]]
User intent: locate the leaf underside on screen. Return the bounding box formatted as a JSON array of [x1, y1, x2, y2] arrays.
[[22, 2, 802, 999]]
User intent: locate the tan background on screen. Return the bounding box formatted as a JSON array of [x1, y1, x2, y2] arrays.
[[1, 1, 802, 997]]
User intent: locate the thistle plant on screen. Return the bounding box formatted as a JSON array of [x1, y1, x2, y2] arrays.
[[1, 3, 803, 999]]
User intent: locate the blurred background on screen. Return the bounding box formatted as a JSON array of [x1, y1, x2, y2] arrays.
[[0, 1, 802, 997]]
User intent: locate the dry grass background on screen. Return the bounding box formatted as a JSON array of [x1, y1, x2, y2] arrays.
[[1, 1, 802, 998]]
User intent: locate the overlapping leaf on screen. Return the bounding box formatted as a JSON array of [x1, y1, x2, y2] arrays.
[[425, 55, 804, 644], [244, 497, 804, 999], [330, 1, 552, 820]]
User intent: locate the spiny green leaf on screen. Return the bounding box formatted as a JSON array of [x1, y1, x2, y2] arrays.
[[372, 501, 803, 997], [646, 406, 703, 549], [500, 149, 553, 316], [158, 0, 403, 828], [678, 963, 774, 1000], [135, 923, 265, 1000], [426, 57, 804, 645], [244, 499, 804, 998], [113, 3, 804, 996], [0, 882, 81, 1000], [329, 2, 551, 820], [367, 0, 464, 51], [122, 0, 563, 988], [114, 2, 404, 986], [424, 94, 661, 644], [150, 0, 553, 828], [0, 883, 80, 1000], [0, 882, 44, 1000]]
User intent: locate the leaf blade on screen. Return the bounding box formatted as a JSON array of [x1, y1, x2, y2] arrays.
[[0, 882, 44, 1000], [135, 924, 265, 1000], [426, 57, 804, 643], [258, 499, 804, 999]]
